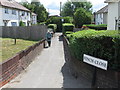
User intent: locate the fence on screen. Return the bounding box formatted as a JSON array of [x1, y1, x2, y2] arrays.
[[0, 25, 47, 41]]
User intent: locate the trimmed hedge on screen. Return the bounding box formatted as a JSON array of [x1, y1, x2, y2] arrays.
[[84, 24, 107, 30], [48, 24, 57, 33], [63, 23, 74, 35], [67, 30, 120, 70]]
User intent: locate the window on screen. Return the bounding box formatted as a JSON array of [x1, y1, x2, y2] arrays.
[[23, 22, 26, 26], [21, 11, 25, 16], [12, 9, 16, 15], [11, 22, 17, 26], [5, 8, 9, 14], [27, 12, 29, 16]]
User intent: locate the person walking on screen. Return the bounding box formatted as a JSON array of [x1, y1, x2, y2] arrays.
[[46, 30, 52, 47]]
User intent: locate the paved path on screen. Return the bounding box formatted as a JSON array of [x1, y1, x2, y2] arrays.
[[1, 33, 90, 88]]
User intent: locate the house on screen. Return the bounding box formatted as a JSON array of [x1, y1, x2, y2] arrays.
[[105, 0, 120, 30], [0, 0, 31, 26], [94, 5, 108, 25], [31, 12, 37, 25]]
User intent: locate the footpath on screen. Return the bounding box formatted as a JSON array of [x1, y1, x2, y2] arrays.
[[1, 33, 90, 88]]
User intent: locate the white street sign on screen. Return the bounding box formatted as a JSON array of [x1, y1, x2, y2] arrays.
[[83, 54, 108, 70]]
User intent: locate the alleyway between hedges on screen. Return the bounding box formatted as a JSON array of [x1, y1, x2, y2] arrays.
[[1, 33, 90, 88]]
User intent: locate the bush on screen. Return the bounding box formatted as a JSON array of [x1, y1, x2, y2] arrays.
[[67, 30, 120, 70], [48, 24, 57, 33], [84, 24, 107, 30], [46, 16, 62, 32], [74, 8, 92, 28], [19, 21, 25, 26], [63, 23, 74, 35], [63, 16, 73, 23]]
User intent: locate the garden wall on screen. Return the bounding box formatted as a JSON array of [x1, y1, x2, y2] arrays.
[[63, 35, 120, 88], [0, 25, 47, 40], [0, 39, 45, 87]]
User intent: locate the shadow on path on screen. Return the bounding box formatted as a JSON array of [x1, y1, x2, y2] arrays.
[[60, 35, 91, 88]]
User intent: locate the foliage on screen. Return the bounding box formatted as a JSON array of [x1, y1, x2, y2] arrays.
[[83, 24, 107, 30], [19, 21, 25, 26], [67, 30, 120, 70], [22, 2, 48, 23], [63, 16, 73, 23], [61, 1, 92, 17], [48, 24, 57, 33], [63, 23, 74, 34], [74, 8, 92, 28], [46, 16, 74, 32], [46, 16, 62, 32]]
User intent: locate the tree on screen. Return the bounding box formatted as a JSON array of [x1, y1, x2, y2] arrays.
[[61, 1, 92, 17], [61, 1, 74, 17], [22, 1, 48, 23], [74, 8, 92, 28]]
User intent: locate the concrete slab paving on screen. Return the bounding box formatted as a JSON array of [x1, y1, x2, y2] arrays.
[[1, 33, 90, 88]]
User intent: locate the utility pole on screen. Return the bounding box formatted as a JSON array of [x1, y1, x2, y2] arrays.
[[60, 2, 62, 16]]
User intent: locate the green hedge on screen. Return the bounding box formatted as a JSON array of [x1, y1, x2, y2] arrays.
[[19, 21, 25, 26], [84, 24, 107, 30], [63, 23, 74, 35], [48, 24, 57, 33], [67, 30, 120, 70]]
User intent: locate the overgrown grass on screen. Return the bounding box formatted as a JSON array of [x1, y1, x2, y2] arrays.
[[1, 38, 38, 62]]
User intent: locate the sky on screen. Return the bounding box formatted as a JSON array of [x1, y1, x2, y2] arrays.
[[16, 0, 107, 15]]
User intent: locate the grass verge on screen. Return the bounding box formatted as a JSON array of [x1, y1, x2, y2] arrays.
[[1, 38, 38, 62]]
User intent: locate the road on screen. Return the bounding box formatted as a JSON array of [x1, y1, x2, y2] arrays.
[[1, 33, 90, 88]]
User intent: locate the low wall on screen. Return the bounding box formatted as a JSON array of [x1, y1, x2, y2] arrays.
[[0, 25, 47, 41], [0, 39, 45, 87], [63, 35, 120, 88]]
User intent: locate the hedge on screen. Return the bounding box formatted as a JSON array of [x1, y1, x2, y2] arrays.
[[48, 24, 57, 33], [84, 24, 107, 30], [67, 30, 120, 70], [63, 23, 74, 35]]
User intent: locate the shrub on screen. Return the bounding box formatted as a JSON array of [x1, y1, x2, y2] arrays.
[[46, 16, 62, 32], [84, 24, 107, 30], [63, 23, 74, 35], [48, 24, 57, 33], [19, 21, 25, 26], [63, 16, 73, 23], [74, 8, 92, 28], [67, 30, 120, 70]]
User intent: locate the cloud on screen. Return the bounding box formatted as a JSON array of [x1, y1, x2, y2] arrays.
[[48, 9, 60, 15], [16, 0, 107, 15]]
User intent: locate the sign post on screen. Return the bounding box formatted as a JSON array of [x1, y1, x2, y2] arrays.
[[83, 54, 108, 87]]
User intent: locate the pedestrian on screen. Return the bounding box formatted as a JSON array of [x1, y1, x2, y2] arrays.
[[46, 30, 52, 47]]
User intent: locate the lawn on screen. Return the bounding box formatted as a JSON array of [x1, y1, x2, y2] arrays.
[[0, 38, 38, 62]]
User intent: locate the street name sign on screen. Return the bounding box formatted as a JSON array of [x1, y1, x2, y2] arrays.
[[83, 54, 108, 70]]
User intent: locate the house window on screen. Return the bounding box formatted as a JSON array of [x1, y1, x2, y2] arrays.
[[21, 11, 25, 16], [23, 22, 26, 26], [27, 12, 29, 16], [5, 8, 9, 14], [12, 9, 16, 15], [11, 22, 17, 26]]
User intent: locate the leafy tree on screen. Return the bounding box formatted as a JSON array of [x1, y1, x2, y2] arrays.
[[61, 2, 74, 17], [22, 1, 48, 23], [74, 8, 91, 28], [61, 1, 92, 17]]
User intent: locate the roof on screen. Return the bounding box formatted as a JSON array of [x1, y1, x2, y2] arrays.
[[95, 5, 108, 14], [32, 12, 37, 16], [105, 0, 120, 3], [0, 0, 30, 11]]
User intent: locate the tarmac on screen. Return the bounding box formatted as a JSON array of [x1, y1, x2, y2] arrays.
[[1, 33, 90, 88]]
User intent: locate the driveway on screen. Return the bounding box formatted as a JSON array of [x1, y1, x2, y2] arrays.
[[1, 33, 90, 88]]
